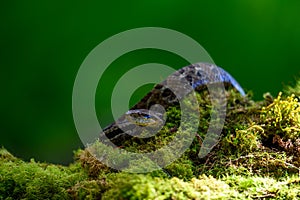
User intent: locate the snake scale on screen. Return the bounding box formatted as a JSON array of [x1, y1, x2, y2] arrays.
[[99, 63, 245, 145]]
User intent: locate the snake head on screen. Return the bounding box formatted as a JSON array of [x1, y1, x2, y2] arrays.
[[124, 109, 165, 127], [112, 104, 167, 139]]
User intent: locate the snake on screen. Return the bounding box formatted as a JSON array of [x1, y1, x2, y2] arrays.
[[99, 63, 245, 145]]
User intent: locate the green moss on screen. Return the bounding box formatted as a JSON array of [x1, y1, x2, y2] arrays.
[[194, 91, 300, 179], [102, 173, 242, 199], [284, 78, 300, 97], [164, 156, 194, 180], [68, 180, 106, 200], [2, 81, 300, 199], [0, 148, 87, 199], [260, 92, 300, 141], [0, 147, 17, 162], [223, 175, 300, 199], [222, 124, 262, 155]]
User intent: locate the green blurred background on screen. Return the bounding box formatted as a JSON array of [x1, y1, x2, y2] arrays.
[[1, 1, 300, 164]]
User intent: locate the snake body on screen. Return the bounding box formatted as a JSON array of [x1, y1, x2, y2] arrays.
[[100, 63, 245, 144]]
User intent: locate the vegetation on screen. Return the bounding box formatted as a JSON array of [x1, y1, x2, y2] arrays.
[[1, 79, 300, 199]]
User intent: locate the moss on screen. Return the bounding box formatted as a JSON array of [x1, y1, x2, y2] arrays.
[[284, 78, 300, 98], [0, 148, 88, 199], [0, 147, 17, 162], [164, 155, 194, 180], [222, 124, 262, 155], [224, 174, 300, 199], [67, 179, 106, 200], [261, 92, 300, 140], [102, 173, 242, 199], [193, 91, 300, 179], [2, 80, 300, 199], [75, 148, 114, 178]]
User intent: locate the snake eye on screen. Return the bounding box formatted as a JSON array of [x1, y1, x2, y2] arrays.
[[124, 109, 162, 127], [143, 114, 151, 119]]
